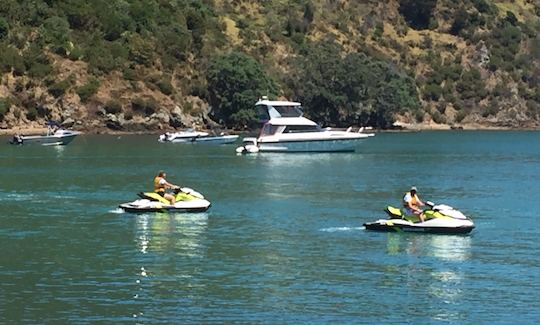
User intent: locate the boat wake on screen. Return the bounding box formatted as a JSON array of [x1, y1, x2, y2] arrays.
[[320, 226, 365, 232]]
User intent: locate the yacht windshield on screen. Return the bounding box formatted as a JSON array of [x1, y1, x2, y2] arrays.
[[256, 104, 303, 121], [273, 105, 303, 117]]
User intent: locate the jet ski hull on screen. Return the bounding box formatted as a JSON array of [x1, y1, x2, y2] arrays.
[[119, 188, 211, 213], [119, 203, 210, 213], [119, 199, 211, 213], [364, 220, 475, 234]]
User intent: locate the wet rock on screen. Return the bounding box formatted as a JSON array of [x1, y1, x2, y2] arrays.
[[105, 113, 125, 130]]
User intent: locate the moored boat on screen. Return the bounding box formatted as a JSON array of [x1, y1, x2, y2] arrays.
[[158, 129, 209, 143], [9, 121, 81, 146], [159, 130, 238, 144], [236, 97, 374, 153]]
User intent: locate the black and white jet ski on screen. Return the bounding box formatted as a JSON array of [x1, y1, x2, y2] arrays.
[[364, 201, 475, 234], [119, 187, 211, 213]]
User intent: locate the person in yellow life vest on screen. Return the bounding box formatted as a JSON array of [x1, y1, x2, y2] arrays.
[[403, 186, 425, 222], [154, 171, 179, 204]]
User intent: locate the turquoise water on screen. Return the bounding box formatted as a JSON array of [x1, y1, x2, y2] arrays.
[[1, 132, 539, 323]]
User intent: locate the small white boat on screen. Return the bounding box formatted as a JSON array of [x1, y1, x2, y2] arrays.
[[235, 97, 374, 153], [236, 137, 260, 154], [10, 124, 81, 146], [159, 129, 238, 144], [158, 129, 209, 143]]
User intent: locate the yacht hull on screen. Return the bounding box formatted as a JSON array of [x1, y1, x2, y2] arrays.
[[258, 138, 366, 152]]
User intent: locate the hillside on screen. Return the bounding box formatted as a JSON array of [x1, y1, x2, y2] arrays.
[[0, 0, 539, 133]]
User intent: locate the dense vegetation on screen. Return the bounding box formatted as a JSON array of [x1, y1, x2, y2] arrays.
[[0, 0, 538, 130]]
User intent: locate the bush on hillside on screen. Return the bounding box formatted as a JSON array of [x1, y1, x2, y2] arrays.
[[26, 106, 38, 121], [76, 78, 100, 102], [0, 44, 25, 75], [456, 68, 487, 100], [104, 100, 122, 114], [424, 83, 442, 101], [48, 79, 70, 98], [157, 79, 174, 96], [131, 97, 157, 116], [0, 98, 10, 121]]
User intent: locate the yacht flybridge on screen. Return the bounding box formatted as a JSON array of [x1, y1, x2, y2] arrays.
[[236, 98, 374, 153]]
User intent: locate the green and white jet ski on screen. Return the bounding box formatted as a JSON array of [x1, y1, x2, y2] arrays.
[[364, 201, 475, 234], [119, 187, 211, 213]]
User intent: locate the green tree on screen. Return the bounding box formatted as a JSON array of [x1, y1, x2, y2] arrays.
[[293, 41, 419, 128], [207, 52, 278, 128], [40, 16, 71, 55], [0, 44, 24, 74]]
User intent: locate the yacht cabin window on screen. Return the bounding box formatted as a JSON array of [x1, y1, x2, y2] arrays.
[[283, 125, 321, 133], [261, 124, 280, 136]]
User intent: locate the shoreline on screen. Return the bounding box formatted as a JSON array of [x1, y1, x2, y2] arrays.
[[0, 124, 539, 136]]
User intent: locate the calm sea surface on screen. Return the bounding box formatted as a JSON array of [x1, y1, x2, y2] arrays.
[[1, 131, 539, 324]]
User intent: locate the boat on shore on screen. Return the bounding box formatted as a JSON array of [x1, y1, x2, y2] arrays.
[[236, 97, 374, 153], [159, 129, 238, 144], [9, 121, 81, 146]]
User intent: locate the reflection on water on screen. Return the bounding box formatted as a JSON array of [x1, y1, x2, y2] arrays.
[[52, 145, 65, 156], [258, 152, 356, 167], [427, 235, 472, 262], [386, 233, 472, 262], [132, 213, 209, 320], [385, 233, 472, 320], [134, 212, 208, 257]]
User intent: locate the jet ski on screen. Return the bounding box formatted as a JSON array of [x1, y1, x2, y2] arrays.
[[364, 201, 475, 234], [119, 187, 211, 213]]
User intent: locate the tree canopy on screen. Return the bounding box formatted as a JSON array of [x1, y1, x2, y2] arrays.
[[207, 52, 278, 128]]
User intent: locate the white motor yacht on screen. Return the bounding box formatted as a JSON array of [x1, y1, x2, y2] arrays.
[[236, 98, 374, 153]]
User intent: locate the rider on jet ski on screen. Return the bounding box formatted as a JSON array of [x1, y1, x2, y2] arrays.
[[403, 186, 425, 222], [154, 171, 179, 204]]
